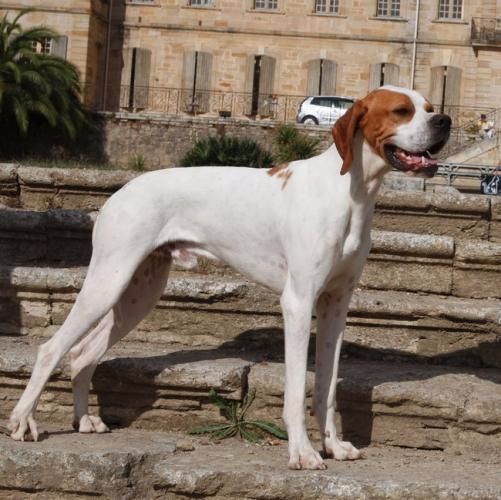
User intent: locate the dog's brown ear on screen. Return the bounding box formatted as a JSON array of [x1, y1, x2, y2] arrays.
[[332, 100, 367, 175]]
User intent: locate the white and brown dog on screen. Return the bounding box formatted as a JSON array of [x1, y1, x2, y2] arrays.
[[9, 86, 450, 469]]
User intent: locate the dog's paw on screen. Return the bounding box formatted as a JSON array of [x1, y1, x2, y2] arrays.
[[324, 437, 361, 461], [73, 415, 110, 434], [288, 448, 327, 470], [9, 413, 39, 442]]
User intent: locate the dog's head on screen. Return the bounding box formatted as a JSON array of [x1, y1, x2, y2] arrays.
[[332, 86, 451, 177]]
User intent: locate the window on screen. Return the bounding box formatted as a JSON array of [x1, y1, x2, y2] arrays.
[[315, 0, 339, 14], [32, 38, 53, 55], [438, 0, 462, 19], [254, 0, 278, 10], [120, 47, 152, 110], [188, 0, 213, 6], [182, 51, 213, 113], [376, 0, 400, 17], [369, 62, 400, 90], [306, 59, 337, 96], [245, 55, 276, 116], [429, 66, 461, 113], [31, 37, 68, 59]]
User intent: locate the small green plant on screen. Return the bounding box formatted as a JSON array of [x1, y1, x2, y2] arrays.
[[273, 124, 321, 164], [128, 153, 146, 171], [189, 389, 288, 442], [180, 135, 274, 168]]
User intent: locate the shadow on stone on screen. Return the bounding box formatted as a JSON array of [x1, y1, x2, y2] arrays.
[[90, 327, 501, 450]]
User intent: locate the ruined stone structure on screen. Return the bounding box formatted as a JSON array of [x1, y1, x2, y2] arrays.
[[2, 1, 501, 115]]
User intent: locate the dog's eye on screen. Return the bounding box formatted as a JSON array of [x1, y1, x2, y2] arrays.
[[392, 107, 410, 117]]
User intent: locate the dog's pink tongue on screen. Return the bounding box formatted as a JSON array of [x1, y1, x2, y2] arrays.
[[396, 150, 438, 169]]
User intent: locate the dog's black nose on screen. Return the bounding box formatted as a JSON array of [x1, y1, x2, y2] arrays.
[[430, 114, 452, 131]]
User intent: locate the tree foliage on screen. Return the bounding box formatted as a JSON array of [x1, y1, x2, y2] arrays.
[[0, 9, 87, 138]]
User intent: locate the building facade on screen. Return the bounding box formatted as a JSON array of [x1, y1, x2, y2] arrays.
[[2, 1, 501, 122]]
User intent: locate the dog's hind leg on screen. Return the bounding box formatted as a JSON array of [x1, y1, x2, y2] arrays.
[[70, 249, 172, 433], [9, 243, 152, 441]]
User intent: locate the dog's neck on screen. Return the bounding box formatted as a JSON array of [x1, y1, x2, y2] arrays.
[[343, 132, 390, 201]]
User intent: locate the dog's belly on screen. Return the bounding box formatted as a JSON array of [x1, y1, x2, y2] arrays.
[[217, 248, 287, 293], [169, 241, 287, 293], [121, 168, 290, 292]]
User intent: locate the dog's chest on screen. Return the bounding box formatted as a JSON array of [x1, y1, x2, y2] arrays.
[[335, 209, 372, 270]]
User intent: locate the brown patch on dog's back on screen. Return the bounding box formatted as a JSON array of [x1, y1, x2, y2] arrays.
[[268, 163, 293, 189], [268, 163, 289, 176], [278, 170, 293, 189]]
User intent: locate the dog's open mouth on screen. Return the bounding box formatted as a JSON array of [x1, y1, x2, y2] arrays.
[[384, 140, 446, 177]]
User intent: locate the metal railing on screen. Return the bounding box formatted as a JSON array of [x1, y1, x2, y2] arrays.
[[90, 85, 499, 130], [436, 162, 499, 186], [439, 107, 500, 158], [101, 85, 307, 122], [471, 17, 501, 46]]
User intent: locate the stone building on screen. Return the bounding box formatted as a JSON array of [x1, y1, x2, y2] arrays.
[[2, 1, 501, 121]]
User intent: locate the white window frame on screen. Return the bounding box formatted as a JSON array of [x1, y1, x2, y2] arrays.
[[253, 0, 278, 10], [376, 0, 400, 17], [31, 38, 53, 55], [188, 0, 214, 7], [438, 0, 462, 20], [314, 0, 339, 14]]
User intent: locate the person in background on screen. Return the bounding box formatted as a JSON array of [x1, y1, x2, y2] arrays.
[[478, 113, 495, 139]]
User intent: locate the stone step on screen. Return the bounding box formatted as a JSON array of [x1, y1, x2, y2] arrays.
[[1, 206, 501, 299], [1, 163, 500, 241], [1, 429, 500, 499], [0, 337, 250, 433], [1, 336, 500, 457], [1, 266, 500, 367]]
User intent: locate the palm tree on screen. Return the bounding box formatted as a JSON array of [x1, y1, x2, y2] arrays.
[[0, 9, 87, 138]]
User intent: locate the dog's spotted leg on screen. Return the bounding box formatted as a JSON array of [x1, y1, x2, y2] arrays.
[[314, 285, 361, 461], [281, 278, 326, 470], [9, 268, 136, 441], [70, 250, 171, 434]]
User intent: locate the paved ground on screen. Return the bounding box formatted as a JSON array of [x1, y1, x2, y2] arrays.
[[1, 426, 501, 499]]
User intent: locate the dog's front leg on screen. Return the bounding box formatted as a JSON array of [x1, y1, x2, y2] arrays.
[[281, 278, 326, 470], [314, 288, 361, 460]]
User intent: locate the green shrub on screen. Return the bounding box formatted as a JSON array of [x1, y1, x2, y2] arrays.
[[180, 135, 274, 168], [273, 124, 321, 164], [128, 153, 146, 171], [189, 389, 287, 442]]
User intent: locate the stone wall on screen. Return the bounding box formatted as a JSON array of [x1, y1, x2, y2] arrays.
[[102, 113, 333, 168]]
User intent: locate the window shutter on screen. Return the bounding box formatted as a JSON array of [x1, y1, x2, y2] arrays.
[[258, 55, 275, 116], [383, 63, 400, 86], [182, 51, 196, 90], [120, 48, 134, 108], [369, 63, 383, 90], [320, 59, 337, 95], [182, 51, 197, 112], [444, 66, 461, 107], [194, 51, 212, 113], [133, 48, 151, 110], [306, 59, 321, 95], [429, 66, 445, 109], [244, 55, 257, 115], [51, 36, 68, 59]]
